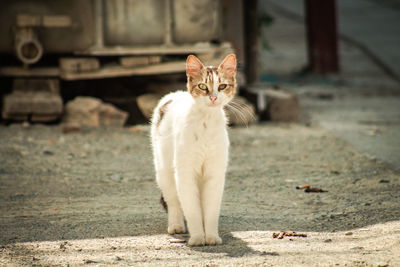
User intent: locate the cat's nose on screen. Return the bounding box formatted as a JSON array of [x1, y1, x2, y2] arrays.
[[209, 96, 217, 103]]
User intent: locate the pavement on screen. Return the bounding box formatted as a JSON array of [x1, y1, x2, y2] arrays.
[[1, 123, 399, 266], [259, 0, 400, 170]]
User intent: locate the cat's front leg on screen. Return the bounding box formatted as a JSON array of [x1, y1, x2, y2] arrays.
[[175, 166, 205, 246], [201, 156, 226, 245], [201, 176, 224, 245]]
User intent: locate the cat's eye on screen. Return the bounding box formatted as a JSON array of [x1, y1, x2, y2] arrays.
[[218, 84, 227, 91], [198, 83, 208, 91]]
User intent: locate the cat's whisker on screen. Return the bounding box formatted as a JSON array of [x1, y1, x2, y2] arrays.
[[225, 100, 256, 127], [229, 100, 256, 122], [226, 104, 247, 125]]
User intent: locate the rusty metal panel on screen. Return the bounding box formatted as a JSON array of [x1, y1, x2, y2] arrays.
[[104, 0, 166, 46], [0, 0, 95, 53], [173, 0, 221, 44]]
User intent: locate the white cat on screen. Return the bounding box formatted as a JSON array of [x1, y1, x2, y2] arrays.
[[151, 54, 236, 246]]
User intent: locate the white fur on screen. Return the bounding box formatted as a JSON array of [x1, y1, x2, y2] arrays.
[[151, 91, 230, 246]]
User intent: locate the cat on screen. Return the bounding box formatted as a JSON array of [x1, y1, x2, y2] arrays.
[[150, 54, 237, 246]]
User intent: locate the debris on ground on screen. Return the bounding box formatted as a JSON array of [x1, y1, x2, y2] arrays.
[[295, 184, 310, 189], [305, 187, 328, 193], [272, 231, 308, 239], [84, 259, 99, 264], [168, 237, 186, 244], [296, 184, 328, 193], [361, 126, 386, 136]]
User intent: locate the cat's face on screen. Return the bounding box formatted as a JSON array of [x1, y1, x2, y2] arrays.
[[186, 54, 237, 108]]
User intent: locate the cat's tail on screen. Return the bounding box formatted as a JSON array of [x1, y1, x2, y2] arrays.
[[160, 195, 168, 212]]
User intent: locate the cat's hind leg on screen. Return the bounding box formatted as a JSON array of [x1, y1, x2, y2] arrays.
[[156, 167, 186, 234], [153, 136, 186, 235]]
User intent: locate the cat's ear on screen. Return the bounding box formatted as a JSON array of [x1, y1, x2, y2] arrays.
[[218, 54, 236, 75], [186, 55, 204, 78]]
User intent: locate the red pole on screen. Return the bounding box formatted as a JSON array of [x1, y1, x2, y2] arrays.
[[305, 0, 339, 73]]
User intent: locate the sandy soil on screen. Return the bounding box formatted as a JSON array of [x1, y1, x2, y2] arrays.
[[0, 123, 399, 266]]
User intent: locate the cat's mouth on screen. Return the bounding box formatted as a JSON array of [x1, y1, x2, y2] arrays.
[[207, 102, 221, 107]]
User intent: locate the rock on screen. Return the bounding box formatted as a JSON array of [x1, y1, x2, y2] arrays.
[[63, 97, 102, 127], [2, 79, 63, 122], [103, 96, 146, 125], [98, 103, 129, 127], [247, 87, 300, 122], [264, 89, 300, 122], [63, 96, 128, 127], [225, 96, 257, 126], [136, 94, 162, 119]]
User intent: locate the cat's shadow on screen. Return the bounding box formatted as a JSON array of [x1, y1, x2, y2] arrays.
[[188, 230, 259, 258]]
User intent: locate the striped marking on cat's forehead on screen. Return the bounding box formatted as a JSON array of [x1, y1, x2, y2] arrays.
[[205, 66, 221, 85]]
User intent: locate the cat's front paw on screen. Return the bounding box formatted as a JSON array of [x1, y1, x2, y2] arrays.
[[168, 224, 186, 235], [205, 235, 222, 246], [188, 234, 205, 246]]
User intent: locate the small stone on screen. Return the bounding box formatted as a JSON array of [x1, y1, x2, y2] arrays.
[[169, 238, 186, 243], [110, 173, 123, 181], [84, 259, 98, 264], [83, 143, 91, 150], [59, 242, 67, 250], [22, 121, 31, 128], [261, 251, 279, 256], [43, 150, 54, 155]]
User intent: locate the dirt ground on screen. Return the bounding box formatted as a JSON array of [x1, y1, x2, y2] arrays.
[[0, 122, 399, 266]]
